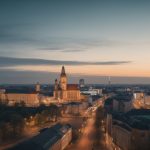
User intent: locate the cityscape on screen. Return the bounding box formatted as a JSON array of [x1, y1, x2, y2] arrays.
[[0, 0, 150, 150]]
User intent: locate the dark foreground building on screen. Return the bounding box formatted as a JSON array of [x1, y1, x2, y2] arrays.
[[106, 109, 150, 150], [9, 123, 72, 150]]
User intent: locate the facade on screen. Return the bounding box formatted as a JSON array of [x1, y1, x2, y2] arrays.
[[112, 123, 131, 150], [112, 93, 133, 113], [54, 66, 81, 102], [133, 91, 144, 100], [5, 93, 40, 107], [106, 110, 150, 150], [81, 88, 103, 96], [144, 95, 150, 105], [62, 102, 88, 115], [133, 91, 150, 109], [0, 91, 40, 107], [0, 83, 41, 107], [113, 99, 132, 113]]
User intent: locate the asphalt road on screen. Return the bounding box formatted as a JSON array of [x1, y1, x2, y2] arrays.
[[66, 117, 95, 150]]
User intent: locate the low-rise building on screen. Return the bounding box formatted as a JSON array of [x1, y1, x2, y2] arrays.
[[62, 101, 88, 115]]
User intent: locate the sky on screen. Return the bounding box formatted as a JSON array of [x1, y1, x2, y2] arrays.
[[0, 0, 150, 84]]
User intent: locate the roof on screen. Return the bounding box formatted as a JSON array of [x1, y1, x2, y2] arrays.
[[9, 123, 72, 150], [5, 89, 37, 94], [113, 93, 133, 102], [9, 140, 44, 150], [32, 126, 61, 149], [67, 84, 79, 90], [112, 109, 150, 130]]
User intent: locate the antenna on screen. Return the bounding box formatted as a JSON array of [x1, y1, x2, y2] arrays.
[[108, 76, 111, 86]]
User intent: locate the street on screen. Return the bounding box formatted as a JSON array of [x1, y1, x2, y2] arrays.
[[66, 117, 95, 150], [66, 107, 108, 150]]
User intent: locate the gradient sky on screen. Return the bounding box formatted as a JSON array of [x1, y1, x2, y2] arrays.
[[0, 0, 150, 84]]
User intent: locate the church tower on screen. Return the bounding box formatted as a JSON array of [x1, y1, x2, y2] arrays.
[[54, 79, 58, 90], [54, 79, 58, 99], [60, 66, 67, 90]]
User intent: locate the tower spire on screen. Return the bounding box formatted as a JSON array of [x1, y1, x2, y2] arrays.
[[61, 66, 66, 76]]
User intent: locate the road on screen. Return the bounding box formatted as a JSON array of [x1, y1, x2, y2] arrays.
[[66, 101, 109, 150], [66, 116, 95, 150], [67, 114, 108, 150]]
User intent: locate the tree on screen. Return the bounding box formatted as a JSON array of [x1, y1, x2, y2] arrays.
[[35, 113, 44, 125], [49, 104, 60, 121], [10, 113, 25, 137], [41, 110, 51, 122]]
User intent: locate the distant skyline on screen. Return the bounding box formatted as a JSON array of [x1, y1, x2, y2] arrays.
[[0, 0, 150, 84]]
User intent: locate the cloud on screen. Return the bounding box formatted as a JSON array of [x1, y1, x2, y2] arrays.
[[0, 56, 131, 67], [62, 49, 86, 53], [0, 69, 149, 84], [0, 23, 39, 45], [0, 23, 133, 55], [38, 47, 86, 53]]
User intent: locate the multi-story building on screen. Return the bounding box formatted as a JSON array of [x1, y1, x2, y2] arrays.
[[106, 110, 150, 150], [133, 91, 144, 100], [0, 83, 42, 107], [133, 91, 150, 109], [112, 93, 133, 113]]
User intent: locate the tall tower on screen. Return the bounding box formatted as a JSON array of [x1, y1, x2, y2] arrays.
[[79, 79, 85, 88], [60, 66, 67, 90], [54, 79, 58, 99], [54, 79, 58, 90], [36, 82, 40, 92], [108, 76, 111, 86]]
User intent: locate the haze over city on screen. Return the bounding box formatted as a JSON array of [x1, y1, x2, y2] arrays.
[[0, 0, 150, 84]]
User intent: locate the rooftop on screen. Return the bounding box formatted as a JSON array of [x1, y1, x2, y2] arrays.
[[67, 84, 79, 90], [9, 123, 72, 150], [113, 93, 133, 102], [112, 109, 150, 130], [5, 89, 37, 94]]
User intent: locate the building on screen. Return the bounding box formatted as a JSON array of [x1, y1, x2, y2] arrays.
[[35, 82, 41, 92], [144, 95, 150, 105], [10, 123, 72, 150], [112, 93, 133, 113], [81, 88, 103, 96], [79, 79, 85, 88], [54, 66, 81, 102], [133, 91, 144, 100], [0, 83, 43, 107], [0, 90, 40, 107], [106, 110, 150, 150], [62, 101, 88, 115], [133, 91, 150, 109]]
